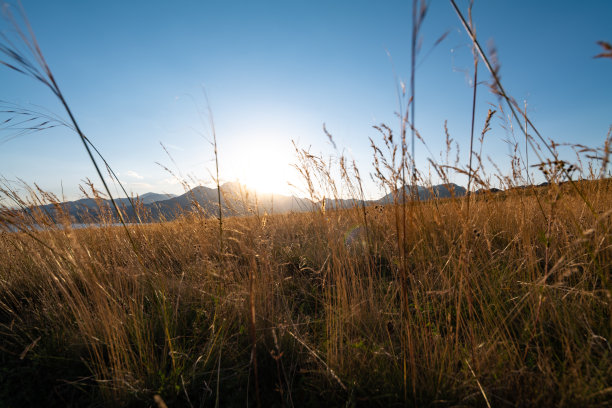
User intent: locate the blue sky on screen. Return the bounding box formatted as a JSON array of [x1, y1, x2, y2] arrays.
[[1, 0, 611, 200]]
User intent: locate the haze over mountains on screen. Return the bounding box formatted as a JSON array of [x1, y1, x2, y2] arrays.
[[16, 182, 472, 224]]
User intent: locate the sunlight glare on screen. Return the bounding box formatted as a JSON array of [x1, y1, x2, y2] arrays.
[[234, 143, 295, 196]]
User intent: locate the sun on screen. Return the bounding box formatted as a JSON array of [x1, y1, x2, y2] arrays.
[[231, 143, 296, 196], [242, 159, 291, 195]]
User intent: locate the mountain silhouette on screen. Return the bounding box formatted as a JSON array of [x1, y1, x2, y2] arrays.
[[138, 192, 176, 204], [12, 182, 472, 224], [378, 183, 466, 203], [147, 182, 313, 220]]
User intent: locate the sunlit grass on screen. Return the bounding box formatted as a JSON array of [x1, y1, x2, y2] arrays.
[[0, 174, 610, 406]]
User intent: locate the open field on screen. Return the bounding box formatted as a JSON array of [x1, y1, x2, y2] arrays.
[[1, 1, 611, 406], [1, 178, 610, 407]]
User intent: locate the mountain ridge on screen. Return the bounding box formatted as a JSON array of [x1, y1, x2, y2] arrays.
[[11, 182, 482, 224]]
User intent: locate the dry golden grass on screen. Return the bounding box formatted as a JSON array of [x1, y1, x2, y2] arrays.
[[0, 177, 610, 407]]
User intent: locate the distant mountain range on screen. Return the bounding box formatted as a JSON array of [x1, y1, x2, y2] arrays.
[[138, 192, 177, 204], [378, 183, 467, 203], [10, 182, 476, 224], [144, 182, 314, 221], [3, 179, 605, 226], [20, 182, 313, 223]]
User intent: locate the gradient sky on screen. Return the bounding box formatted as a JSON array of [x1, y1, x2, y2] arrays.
[[1, 0, 611, 201]]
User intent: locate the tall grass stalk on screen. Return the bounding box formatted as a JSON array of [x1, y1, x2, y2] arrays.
[[449, 0, 596, 215], [0, 3, 141, 253], [203, 91, 224, 252]]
